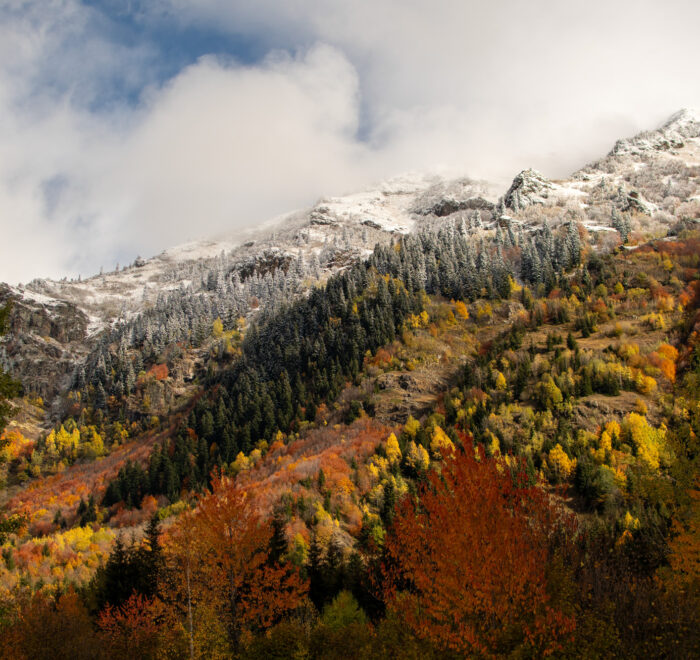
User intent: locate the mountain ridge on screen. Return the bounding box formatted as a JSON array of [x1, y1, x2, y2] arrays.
[[1, 109, 699, 411]]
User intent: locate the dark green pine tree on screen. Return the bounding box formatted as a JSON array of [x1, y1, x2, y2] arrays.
[[78, 495, 97, 526], [136, 515, 164, 599], [269, 511, 289, 565], [381, 478, 396, 526], [322, 536, 344, 605], [307, 533, 325, 609], [92, 534, 137, 610]]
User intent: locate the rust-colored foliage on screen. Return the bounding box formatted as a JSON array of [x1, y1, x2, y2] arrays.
[[171, 475, 307, 646], [98, 593, 167, 659], [383, 448, 576, 657], [146, 363, 169, 381]]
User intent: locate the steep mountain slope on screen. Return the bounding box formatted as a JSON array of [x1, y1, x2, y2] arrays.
[[2, 109, 698, 416], [1, 110, 699, 658], [0, 109, 697, 517], [0, 174, 497, 407]]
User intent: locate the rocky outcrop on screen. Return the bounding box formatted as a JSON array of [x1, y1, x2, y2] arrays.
[[624, 190, 656, 215], [373, 369, 455, 424], [419, 196, 495, 217], [309, 205, 338, 225], [0, 285, 91, 411], [0, 286, 87, 344], [412, 179, 496, 217], [504, 169, 554, 210]]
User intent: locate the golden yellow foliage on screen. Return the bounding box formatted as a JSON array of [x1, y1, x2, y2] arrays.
[[453, 300, 470, 320], [430, 425, 455, 457], [405, 440, 430, 472], [536, 376, 563, 409], [403, 416, 421, 439], [618, 342, 640, 361], [476, 302, 493, 321], [600, 420, 621, 452], [386, 433, 402, 464], [548, 444, 576, 481], [635, 373, 657, 395], [622, 412, 669, 471], [407, 311, 430, 329], [623, 511, 640, 530], [643, 313, 666, 330], [231, 452, 252, 475], [486, 431, 500, 457]]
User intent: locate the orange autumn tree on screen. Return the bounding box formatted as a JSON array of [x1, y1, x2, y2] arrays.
[[98, 593, 169, 660], [383, 448, 576, 657], [179, 475, 307, 647]]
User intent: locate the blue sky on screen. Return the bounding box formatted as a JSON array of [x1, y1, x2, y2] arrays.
[[1, 0, 699, 284], [80, 1, 266, 97]]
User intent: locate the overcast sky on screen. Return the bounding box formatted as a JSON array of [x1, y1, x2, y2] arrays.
[[1, 0, 699, 284]]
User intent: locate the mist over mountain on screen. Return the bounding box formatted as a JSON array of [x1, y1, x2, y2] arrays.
[[2, 0, 700, 284]]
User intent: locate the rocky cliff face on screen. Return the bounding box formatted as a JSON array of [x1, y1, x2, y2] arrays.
[[0, 285, 90, 413]]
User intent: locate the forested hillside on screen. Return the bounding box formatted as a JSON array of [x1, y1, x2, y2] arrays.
[[0, 111, 699, 658]]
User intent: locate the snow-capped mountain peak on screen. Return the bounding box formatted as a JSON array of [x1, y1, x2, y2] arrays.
[[661, 107, 700, 137], [610, 107, 700, 156]]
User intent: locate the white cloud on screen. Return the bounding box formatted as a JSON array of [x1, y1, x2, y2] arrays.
[[0, 24, 375, 282], [87, 45, 372, 258], [1, 0, 700, 283]]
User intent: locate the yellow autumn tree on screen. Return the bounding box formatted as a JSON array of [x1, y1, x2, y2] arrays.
[[81, 427, 105, 460], [403, 416, 421, 439], [407, 311, 430, 329], [593, 420, 621, 462], [405, 440, 429, 472], [231, 452, 252, 475], [476, 302, 493, 322], [386, 433, 402, 465], [548, 444, 576, 482], [536, 376, 563, 409], [430, 425, 455, 457], [623, 412, 669, 471], [453, 301, 470, 320], [636, 373, 657, 395], [47, 425, 81, 459]]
